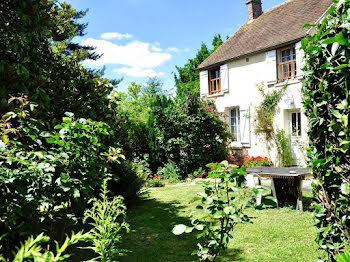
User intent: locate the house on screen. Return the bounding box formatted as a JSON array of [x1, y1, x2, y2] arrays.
[[198, 0, 333, 166]]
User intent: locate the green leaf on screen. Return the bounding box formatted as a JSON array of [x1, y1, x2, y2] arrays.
[[172, 224, 187, 235], [73, 189, 80, 198], [340, 183, 350, 195], [322, 32, 349, 46]]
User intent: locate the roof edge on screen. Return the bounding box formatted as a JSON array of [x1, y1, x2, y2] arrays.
[[197, 36, 305, 71]]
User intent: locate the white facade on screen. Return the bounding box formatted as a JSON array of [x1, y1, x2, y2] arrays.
[[200, 41, 308, 166]]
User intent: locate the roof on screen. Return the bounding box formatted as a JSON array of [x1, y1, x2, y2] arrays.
[[198, 0, 333, 70]]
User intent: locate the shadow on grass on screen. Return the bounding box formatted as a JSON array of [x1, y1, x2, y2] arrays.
[[118, 197, 204, 262]]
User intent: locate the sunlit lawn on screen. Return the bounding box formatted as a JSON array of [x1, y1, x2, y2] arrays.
[[119, 184, 322, 262]]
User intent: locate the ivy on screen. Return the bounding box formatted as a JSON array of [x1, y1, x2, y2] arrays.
[[254, 83, 288, 137], [302, 0, 350, 260]]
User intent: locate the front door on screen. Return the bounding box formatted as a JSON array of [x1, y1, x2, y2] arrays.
[[290, 111, 301, 166]]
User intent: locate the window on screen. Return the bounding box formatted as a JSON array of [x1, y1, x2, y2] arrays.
[[277, 46, 296, 82], [230, 107, 240, 142], [291, 112, 301, 137], [208, 67, 221, 95]]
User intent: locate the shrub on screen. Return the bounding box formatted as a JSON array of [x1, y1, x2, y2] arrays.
[[84, 179, 129, 261], [0, 112, 120, 254], [147, 174, 164, 187], [243, 155, 272, 167], [109, 160, 147, 205], [302, 0, 350, 259], [148, 94, 232, 178], [274, 129, 294, 167], [172, 161, 253, 262], [158, 162, 181, 183]]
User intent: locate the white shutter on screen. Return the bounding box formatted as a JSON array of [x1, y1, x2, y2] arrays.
[[240, 106, 251, 147], [295, 41, 304, 78], [200, 70, 208, 97], [265, 50, 277, 84], [220, 64, 229, 93]]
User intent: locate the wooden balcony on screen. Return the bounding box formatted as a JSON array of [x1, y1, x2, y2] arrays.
[[278, 60, 296, 82], [209, 78, 221, 95]]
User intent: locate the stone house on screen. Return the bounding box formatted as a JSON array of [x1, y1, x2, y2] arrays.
[[198, 0, 333, 166]]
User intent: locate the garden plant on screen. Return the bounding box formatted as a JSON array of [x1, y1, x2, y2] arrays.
[[172, 161, 253, 262], [302, 0, 350, 260]]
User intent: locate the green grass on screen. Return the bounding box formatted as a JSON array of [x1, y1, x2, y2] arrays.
[[119, 184, 322, 262]]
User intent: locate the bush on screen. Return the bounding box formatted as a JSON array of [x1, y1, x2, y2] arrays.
[[243, 155, 272, 167], [302, 0, 350, 259], [0, 113, 120, 255], [158, 162, 181, 183], [109, 160, 147, 205], [148, 94, 232, 178]]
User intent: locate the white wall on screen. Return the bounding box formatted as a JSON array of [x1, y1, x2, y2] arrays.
[[201, 41, 308, 166]]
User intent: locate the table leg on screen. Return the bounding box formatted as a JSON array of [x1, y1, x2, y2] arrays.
[[296, 178, 303, 213], [271, 178, 278, 207]]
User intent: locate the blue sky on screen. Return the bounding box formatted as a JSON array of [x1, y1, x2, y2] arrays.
[[65, 0, 286, 92]]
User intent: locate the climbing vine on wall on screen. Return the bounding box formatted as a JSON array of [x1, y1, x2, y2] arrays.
[[302, 0, 350, 260], [254, 83, 288, 138]]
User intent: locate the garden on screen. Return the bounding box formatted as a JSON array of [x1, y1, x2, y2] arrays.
[[0, 0, 349, 261]]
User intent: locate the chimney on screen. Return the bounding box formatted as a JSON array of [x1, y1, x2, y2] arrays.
[[246, 0, 263, 21]]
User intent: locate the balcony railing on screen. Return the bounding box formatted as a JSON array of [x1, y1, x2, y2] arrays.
[[278, 60, 296, 82], [209, 78, 221, 95]]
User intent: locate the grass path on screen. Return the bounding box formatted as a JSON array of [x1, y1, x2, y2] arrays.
[[119, 184, 322, 262]]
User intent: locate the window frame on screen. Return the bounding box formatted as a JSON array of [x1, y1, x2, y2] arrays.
[[290, 111, 301, 137], [208, 67, 221, 95], [230, 107, 241, 142], [276, 45, 297, 82]]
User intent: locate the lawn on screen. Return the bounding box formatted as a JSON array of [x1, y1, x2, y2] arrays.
[[119, 184, 322, 262]]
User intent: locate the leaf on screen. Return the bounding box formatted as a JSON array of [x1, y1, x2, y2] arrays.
[[172, 224, 187, 235], [340, 183, 350, 195], [322, 32, 349, 46], [73, 189, 80, 198], [2, 135, 9, 145]]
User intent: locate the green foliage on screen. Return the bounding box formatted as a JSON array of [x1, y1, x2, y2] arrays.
[[174, 34, 225, 98], [0, 231, 91, 262], [172, 161, 253, 262], [111, 79, 164, 160], [158, 162, 181, 183], [148, 94, 232, 177], [275, 130, 294, 167], [84, 179, 129, 262], [336, 247, 350, 262], [254, 83, 288, 137], [301, 0, 350, 259], [0, 0, 118, 126], [0, 111, 120, 255]]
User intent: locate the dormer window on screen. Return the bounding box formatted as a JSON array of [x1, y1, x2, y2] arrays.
[[208, 67, 221, 95], [277, 46, 296, 82]]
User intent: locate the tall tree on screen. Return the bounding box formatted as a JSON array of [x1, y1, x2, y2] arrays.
[[173, 34, 225, 98]]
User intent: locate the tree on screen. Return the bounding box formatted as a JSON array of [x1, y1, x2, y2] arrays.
[[173, 34, 225, 99], [0, 0, 118, 128]]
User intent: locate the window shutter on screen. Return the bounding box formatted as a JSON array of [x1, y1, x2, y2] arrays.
[[220, 64, 229, 93], [240, 106, 251, 147], [200, 70, 208, 97], [265, 50, 277, 84], [295, 41, 304, 77]]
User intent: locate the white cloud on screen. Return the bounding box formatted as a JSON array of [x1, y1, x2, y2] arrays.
[[82, 38, 172, 68], [167, 47, 190, 53], [114, 67, 165, 78], [100, 32, 133, 40]]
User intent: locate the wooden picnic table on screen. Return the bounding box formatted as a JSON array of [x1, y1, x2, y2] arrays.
[[246, 167, 312, 212]]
